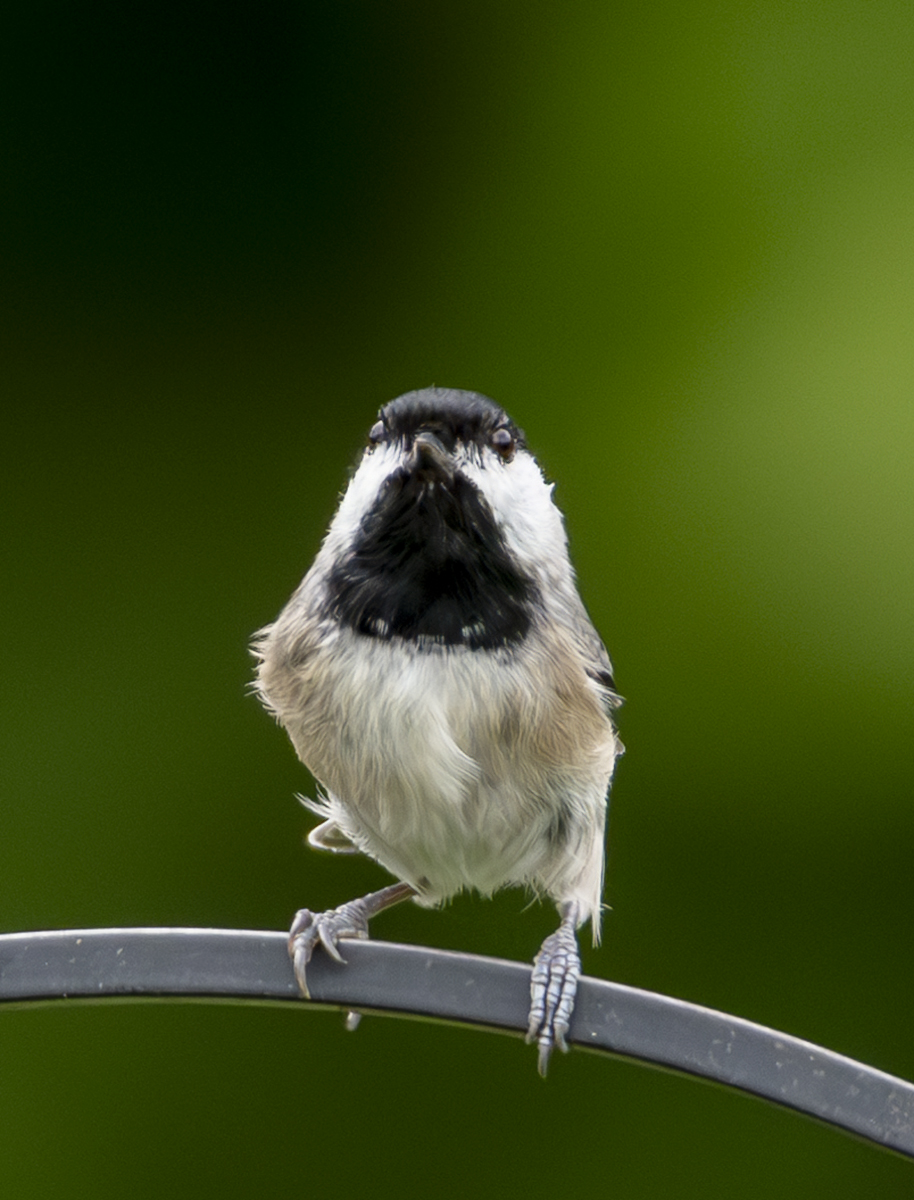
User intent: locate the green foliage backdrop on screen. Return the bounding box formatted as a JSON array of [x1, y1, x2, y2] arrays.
[[3, 3, 913, 1195]]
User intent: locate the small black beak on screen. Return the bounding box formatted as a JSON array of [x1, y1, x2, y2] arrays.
[[410, 431, 454, 480]]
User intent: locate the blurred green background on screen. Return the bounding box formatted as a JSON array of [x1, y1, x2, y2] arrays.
[[3, 2, 914, 1195]]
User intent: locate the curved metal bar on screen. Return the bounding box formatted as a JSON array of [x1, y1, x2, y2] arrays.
[[1, 927, 912, 1158]]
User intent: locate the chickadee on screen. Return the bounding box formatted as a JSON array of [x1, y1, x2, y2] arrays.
[[253, 387, 622, 1073]]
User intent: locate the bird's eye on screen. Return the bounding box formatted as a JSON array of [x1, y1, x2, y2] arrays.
[[491, 427, 515, 459], [368, 420, 385, 445]]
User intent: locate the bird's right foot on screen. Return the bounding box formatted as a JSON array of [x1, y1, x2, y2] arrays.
[[287, 880, 417, 998]]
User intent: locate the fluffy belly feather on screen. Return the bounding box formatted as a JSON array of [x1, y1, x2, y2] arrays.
[[265, 627, 613, 919]]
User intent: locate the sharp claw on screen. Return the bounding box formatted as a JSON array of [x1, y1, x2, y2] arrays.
[[288, 908, 320, 997], [318, 926, 348, 963], [553, 1018, 570, 1055], [290, 939, 314, 999], [537, 1039, 553, 1078]]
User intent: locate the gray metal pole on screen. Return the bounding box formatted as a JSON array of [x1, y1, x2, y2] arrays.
[[1, 927, 911, 1159]]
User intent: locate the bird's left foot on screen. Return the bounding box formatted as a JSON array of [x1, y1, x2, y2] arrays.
[[526, 904, 581, 1076]]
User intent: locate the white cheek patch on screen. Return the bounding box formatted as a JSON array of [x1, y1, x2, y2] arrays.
[[320, 444, 402, 559], [459, 450, 569, 579]]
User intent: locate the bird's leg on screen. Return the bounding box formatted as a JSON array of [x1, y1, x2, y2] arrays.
[[526, 900, 582, 1076], [288, 880, 416, 999]]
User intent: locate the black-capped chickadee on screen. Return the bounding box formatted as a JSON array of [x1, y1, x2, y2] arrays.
[[253, 387, 622, 1073]]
